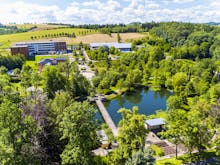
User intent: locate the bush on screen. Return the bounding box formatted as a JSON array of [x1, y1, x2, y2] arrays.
[[151, 144, 164, 157]]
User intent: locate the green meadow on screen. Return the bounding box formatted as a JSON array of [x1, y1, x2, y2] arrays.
[[0, 28, 97, 48]]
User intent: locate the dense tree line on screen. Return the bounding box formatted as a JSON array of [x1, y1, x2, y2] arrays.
[[0, 62, 99, 164], [0, 59, 155, 164], [49, 22, 159, 33], [0, 25, 30, 35], [1, 22, 220, 163], [0, 54, 25, 70], [30, 32, 76, 40], [91, 22, 220, 160]]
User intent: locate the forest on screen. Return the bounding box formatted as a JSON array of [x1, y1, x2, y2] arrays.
[[0, 24, 31, 35], [0, 22, 220, 164]]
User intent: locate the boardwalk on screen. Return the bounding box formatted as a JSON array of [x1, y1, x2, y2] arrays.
[[96, 99, 118, 137]]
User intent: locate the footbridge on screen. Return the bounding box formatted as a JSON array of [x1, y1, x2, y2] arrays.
[[95, 99, 118, 137]]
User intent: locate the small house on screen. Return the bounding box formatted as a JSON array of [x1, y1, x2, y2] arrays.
[[145, 118, 165, 131], [38, 58, 67, 72]]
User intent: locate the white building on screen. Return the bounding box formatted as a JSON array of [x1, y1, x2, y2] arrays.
[[90, 42, 132, 52], [14, 41, 67, 56]]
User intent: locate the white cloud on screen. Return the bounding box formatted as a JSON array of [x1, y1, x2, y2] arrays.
[[147, 3, 160, 9], [173, 0, 195, 3], [0, 0, 220, 24]]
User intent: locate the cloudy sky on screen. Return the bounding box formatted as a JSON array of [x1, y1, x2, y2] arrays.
[[1, 0, 220, 24]]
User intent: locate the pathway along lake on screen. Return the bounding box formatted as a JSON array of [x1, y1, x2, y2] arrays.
[[102, 88, 172, 125]]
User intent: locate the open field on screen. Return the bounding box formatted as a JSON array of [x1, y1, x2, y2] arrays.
[[73, 33, 147, 43], [42, 33, 147, 45], [0, 32, 147, 49], [0, 28, 98, 48], [6, 23, 68, 31]]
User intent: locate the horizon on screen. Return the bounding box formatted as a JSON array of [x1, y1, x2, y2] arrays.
[[1, 0, 220, 24], [4, 21, 220, 26]]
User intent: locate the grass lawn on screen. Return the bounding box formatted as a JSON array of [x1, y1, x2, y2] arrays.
[[105, 87, 128, 100], [156, 157, 183, 165], [6, 23, 69, 31], [156, 151, 219, 165], [0, 28, 97, 48], [25, 54, 69, 70], [146, 110, 167, 120]]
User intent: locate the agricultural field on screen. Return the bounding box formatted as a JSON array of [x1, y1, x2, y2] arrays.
[[73, 33, 147, 43], [32, 32, 147, 45], [6, 23, 69, 31], [0, 28, 98, 48]]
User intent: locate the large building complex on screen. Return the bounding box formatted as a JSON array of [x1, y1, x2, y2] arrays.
[[90, 42, 132, 52], [11, 41, 67, 57]]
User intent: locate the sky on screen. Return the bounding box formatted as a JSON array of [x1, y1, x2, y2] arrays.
[[1, 0, 220, 24]]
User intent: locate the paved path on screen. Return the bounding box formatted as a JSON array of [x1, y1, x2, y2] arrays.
[[69, 53, 74, 63], [96, 99, 118, 137], [82, 48, 91, 64]]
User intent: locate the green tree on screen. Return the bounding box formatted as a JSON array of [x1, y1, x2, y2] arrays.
[[125, 148, 155, 165], [161, 108, 187, 158], [59, 101, 99, 165], [0, 99, 39, 164], [110, 106, 147, 164], [117, 33, 121, 43], [42, 67, 67, 99], [172, 72, 188, 93]]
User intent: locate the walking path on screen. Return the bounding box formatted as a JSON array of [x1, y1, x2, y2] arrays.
[[82, 48, 91, 63], [69, 53, 74, 63], [96, 98, 118, 137], [81, 49, 117, 136]]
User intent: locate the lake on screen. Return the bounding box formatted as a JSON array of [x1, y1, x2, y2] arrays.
[[102, 88, 172, 125]]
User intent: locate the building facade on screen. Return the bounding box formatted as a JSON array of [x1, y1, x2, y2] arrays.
[[90, 42, 132, 52], [11, 45, 29, 58], [11, 41, 67, 57]]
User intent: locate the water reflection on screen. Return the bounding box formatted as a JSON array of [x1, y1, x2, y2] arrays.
[[104, 88, 172, 125]]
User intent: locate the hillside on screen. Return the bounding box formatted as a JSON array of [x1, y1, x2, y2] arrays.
[[0, 29, 146, 49], [44, 33, 147, 45], [6, 23, 69, 31], [0, 28, 97, 48]]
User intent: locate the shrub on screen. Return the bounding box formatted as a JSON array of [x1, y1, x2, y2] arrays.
[[151, 144, 164, 157]]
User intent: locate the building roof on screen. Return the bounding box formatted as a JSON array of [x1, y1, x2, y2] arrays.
[[90, 42, 131, 49], [38, 58, 67, 65], [11, 45, 28, 48], [38, 58, 53, 65], [56, 57, 67, 61], [145, 118, 165, 126], [15, 41, 66, 45]]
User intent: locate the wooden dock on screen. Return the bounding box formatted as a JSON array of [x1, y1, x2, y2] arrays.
[[95, 99, 118, 137]]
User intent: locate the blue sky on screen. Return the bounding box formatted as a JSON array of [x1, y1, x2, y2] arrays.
[[1, 0, 220, 24]]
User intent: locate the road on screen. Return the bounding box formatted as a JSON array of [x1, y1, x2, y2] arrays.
[[82, 48, 91, 64]]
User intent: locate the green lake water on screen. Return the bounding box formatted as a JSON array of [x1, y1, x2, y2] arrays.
[[99, 88, 172, 125]]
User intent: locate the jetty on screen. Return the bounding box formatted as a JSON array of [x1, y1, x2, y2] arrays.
[[95, 98, 118, 137]]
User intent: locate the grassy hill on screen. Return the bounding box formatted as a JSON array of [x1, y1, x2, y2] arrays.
[[0, 28, 98, 48], [6, 23, 69, 31]]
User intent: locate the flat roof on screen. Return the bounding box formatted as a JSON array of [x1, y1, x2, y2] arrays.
[[38, 58, 53, 65], [90, 42, 131, 49], [145, 118, 165, 126], [11, 45, 28, 48], [15, 41, 66, 45]]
